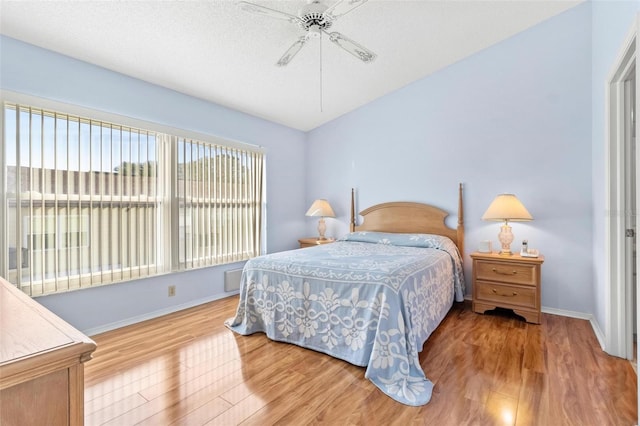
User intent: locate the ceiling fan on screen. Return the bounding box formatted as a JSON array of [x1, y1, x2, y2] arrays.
[[238, 0, 377, 67]]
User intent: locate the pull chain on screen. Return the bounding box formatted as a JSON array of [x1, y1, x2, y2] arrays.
[[319, 31, 323, 112]]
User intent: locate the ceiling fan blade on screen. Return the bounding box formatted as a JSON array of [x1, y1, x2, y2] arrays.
[[326, 31, 376, 63], [325, 0, 368, 19], [276, 36, 308, 67], [237, 1, 301, 25]]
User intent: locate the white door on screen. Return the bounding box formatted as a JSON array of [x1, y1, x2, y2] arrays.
[[624, 73, 637, 361]]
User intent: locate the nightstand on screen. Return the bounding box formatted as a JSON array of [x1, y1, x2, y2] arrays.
[[470, 251, 544, 324], [298, 237, 335, 248]]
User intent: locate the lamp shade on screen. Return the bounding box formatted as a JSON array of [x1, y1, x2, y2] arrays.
[[482, 194, 533, 222], [305, 199, 336, 218]]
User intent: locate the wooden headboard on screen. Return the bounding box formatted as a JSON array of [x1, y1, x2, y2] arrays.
[[349, 183, 464, 255]]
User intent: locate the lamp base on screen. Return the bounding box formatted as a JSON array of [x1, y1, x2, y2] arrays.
[[317, 217, 327, 240], [498, 223, 514, 255]]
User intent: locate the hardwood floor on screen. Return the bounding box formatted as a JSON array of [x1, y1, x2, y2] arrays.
[[84, 297, 637, 425]]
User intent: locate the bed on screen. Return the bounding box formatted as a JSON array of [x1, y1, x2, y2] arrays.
[[225, 185, 465, 406]]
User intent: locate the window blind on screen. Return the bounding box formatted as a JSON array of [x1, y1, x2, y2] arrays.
[[3, 103, 166, 295], [2, 100, 265, 296], [177, 137, 264, 269]]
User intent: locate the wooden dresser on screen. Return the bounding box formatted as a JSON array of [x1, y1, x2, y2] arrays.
[[470, 251, 544, 324], [0, 277, 96, 425]]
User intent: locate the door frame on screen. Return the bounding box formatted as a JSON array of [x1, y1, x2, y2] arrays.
[[605, 16, 639, 360]]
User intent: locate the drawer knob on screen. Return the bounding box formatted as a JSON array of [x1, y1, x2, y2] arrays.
[[492, 288, 518, 297], [492, 267, 517, 275]]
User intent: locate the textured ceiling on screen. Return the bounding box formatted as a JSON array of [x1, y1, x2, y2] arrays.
[[0, 0, 582, 131]]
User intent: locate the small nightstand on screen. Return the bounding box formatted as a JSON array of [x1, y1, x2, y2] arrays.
[[470, 251, 544, 324], [298, 237, 335, 248]]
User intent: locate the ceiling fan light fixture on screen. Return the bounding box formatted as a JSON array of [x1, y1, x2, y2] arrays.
[[308, 25, 322, 38], [238, 0, 376, 66], [299, 0, 333, 31], [300, 0, 327, 17]]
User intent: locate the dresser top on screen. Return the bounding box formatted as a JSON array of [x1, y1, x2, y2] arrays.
[[0, 278, 96, 384], [470, 251, 544, 264]]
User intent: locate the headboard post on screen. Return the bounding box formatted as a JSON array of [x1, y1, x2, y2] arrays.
[[350, 188, 356, 232], [457, 183, 464, 256]]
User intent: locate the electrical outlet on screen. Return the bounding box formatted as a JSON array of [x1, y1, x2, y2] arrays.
[[168, 285, 176, 297]]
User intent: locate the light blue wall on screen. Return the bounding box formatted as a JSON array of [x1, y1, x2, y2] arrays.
[[591, 2, 640, 332], [0, 35, 307, 334], [307, 3, 594, 314]]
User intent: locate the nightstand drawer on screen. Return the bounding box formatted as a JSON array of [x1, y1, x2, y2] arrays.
[[475, 281, 536, 309], [475, 260, 537, 286]]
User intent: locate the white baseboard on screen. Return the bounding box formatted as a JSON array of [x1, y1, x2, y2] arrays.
[[82, 291, 239, 336], [540, 305, 591, 320]]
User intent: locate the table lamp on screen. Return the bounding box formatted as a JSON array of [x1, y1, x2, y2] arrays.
[[306, 199, 335, 240], [481, 193, 533, 255]]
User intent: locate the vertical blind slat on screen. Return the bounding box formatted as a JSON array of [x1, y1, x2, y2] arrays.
[[65, 116, 71, 291], [53, 113, 59, 293], [89, 121, 94, 287], [77, 118, 82, 288], [174, 137, 263, 270], [39, 110, 45, 290], [28, 109, 34, 288], [15, 108, 22, 292]]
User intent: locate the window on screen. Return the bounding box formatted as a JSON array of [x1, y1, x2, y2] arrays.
[[176, 138, 264, 269], [2, 99, 265, 296]]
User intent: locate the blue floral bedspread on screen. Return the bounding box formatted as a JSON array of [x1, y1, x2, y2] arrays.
[[225, 232, 464, 406]]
